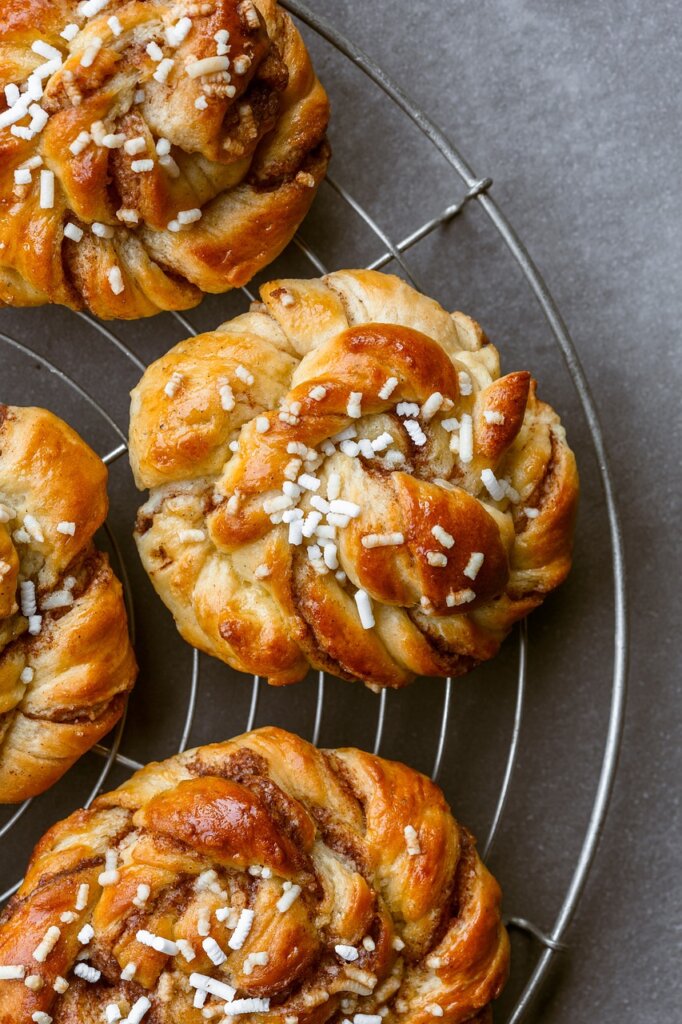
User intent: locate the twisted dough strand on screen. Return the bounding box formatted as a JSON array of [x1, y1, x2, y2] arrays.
[[0, 726, 509, 1023], [131, 270, 578, 688]]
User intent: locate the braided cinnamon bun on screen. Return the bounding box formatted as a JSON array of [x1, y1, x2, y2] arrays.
[[0, 0, 329, 319], [130, 270, 578, 689], [0, 404, 137, 802], [0, 726, 509, 1023]]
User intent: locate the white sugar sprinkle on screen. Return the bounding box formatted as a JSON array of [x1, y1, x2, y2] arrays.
[[53, 976, 69, 993], [136, 930, 179, 956], [31, 1015, 52, 1024], [524, 506, 540, 518], [309, 385, 327, 401], [298, 473, 320, 492], [378, 376, 398, 400], [219, 383, 235, 410], [481, 468, 506, 502], [421, 392, 444, 421], [39, 169, 54, 209], [347, 391, 363, 418], [228, 906, 255, 950], [102, 131, 126, 149], [225, 999, 271, 1015], [403, 419, 427, 447], [108, 266, 124, 295], [165, 17, 192, 46], [124, 136, 146, 155], [187, 55, 231, 78], [189, 973, 236, 1002], [70, 130, 91, 155], [107, 15, 122, 35], [133, 883, 151, 908], [20, 580, 37, 617], [33, 926, 60, 962], [484, 410, 505, 425], [371, 431, 394, 452], [276, 883, 301, 912], [20, 667, 34, 684], [354, 589, 374, 629], [105, 1006, 121, 1024], [335, 944, 359, 962], [177, 939, 196, 962], [24, 514, 44, 542], [330, 499, 361, 518], [153, 57, 175, 83], [79, 0, 111, 15], [463, 551, 485, 580], [404, 825, 421, 855], [396, 401, 419, 418], [340, 439, 359, 457], [431, 525, 454, 548], [446, 589, 476, 607], [458, 370, 473, 396], [361, 532, 404, 548], [80, 37, 103, 68], [61, 23, 80, 41], [164, 370, 183, 397], [131, 158, 154, 172], [235, 363, 254, 385], [76, 883, 90, 910], [73, 962, 101, 983], [126, 997, 151, 1023], [14, 168, 32, 185], [459, 414, 473, 463], [78, 923, 94, 945], [32, 40, 62, 62], [243, 951, 270, 975], [64, 222, 84, 242], [120, 962, 137, 981], [426, 551, 447, 567], [202, 936, 228, 965], [146, 41, 164, 61]]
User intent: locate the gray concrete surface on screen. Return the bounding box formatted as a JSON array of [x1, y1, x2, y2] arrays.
[[307, 0, 680, 1019], [0, 2, 678, 1021]]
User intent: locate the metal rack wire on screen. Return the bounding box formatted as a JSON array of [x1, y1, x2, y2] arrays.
[[0, 3, 627, 1021]]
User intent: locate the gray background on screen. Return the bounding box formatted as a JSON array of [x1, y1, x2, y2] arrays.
[[0, 1, 679, 1021]]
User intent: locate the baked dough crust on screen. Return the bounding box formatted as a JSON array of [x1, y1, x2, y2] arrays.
[[0, 0, 329, 318], [130, 270, 579, 689], [0, 726, 509, 1023], [0, 404, 137, 801]]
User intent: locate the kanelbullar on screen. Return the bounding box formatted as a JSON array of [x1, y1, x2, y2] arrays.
[[130, 270, 578, 689], [0, 0, 329, 318], [0, 404, 137, 802], [0, 726, 509, 1023]]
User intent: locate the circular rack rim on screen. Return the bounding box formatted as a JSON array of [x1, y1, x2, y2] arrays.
[[0, 3, 628, 1021]]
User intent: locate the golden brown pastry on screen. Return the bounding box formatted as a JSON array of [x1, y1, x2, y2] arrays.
[[130, 269, 579, 690], [0, 404, 137, 802], [0, 726, 509, 1023], [0, 0, 329, 319]]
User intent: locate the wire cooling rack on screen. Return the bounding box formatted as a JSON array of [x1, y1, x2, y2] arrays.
[[0, 3, 627, 1021]]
